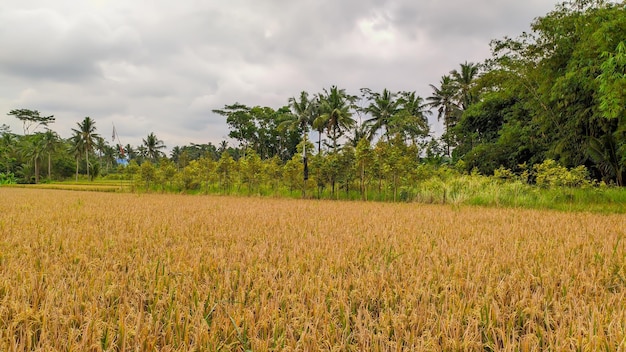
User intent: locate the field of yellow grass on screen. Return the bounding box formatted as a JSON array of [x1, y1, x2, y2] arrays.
[[0, 188, 625, 350]]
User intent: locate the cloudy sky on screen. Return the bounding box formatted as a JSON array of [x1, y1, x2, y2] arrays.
[[0, 0, 562, 150]]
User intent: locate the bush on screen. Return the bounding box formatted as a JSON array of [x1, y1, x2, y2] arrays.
[[0, 172, 16, 184], [533, 159, 590, 188]]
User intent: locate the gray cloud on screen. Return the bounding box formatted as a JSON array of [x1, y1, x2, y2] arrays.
[[0, 0, 560, 149]]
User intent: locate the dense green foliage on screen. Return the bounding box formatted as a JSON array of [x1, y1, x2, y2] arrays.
[[1, 1, 625, 203]]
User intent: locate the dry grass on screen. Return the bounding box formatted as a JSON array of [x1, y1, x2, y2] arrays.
[[0, 188, 625, 351], [2, 183, 125, 192]]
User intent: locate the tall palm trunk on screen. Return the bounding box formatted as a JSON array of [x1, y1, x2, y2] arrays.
[[47, 153, 52, 179], [85, 150, 90, 179], [34, 157, 40, 184], [317, 129, 323, 154]]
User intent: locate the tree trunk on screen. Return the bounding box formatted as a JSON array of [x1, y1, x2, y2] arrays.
[[75, 156, 79, 181], [48, 153, 52, 179], [86, 150, 90, 179], [34, 157, 40, 184], [360, 163, 366, 201], [318, 130, 322, 154]]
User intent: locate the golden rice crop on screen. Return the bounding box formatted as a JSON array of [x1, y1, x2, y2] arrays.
[[0, 188, 624, 351]]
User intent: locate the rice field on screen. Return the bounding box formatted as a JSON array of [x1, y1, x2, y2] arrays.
[[0, 187, 625, 351]]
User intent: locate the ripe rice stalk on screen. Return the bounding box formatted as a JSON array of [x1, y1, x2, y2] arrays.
[[0, 188, 624, 350]]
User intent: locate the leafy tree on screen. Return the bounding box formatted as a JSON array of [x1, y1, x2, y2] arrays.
[[217, 152, 236, 192], [214, 104, 298, 160], [598, 41, 626, 120], [240, 148, 263, 193], [489, 0, 625, 179], [7, 109, 55, 135], [140, 161, 157, 189]]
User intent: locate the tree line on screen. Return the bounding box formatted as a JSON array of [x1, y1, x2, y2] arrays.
[[1, 0, 624, 190]]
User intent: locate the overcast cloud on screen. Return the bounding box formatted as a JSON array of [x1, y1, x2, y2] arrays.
[[0, 0, 561, 150]]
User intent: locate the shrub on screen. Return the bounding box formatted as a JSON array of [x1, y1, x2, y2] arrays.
[[534, 159, 590, 188]]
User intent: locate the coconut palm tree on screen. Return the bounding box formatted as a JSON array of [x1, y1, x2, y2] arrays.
[[318, 86, 356, 153], [392, 91, 431, 144], [23, 133, 45, 183], [428, 76, 460, 157], [0, 129, 17, 174], [41, 129, 60, 179], [69, 132, 85, 181], [71, 117, 100, 179], [362, 88, 401, 141], [283, 91, 316, 159], [143, 132, 166, 163], [450, 61, 480, 110], [286, 91, 314, 133], [124, 144, 137, 160]]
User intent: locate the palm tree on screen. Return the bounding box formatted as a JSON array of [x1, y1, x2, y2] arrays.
[[362, 88, 401, 141], [286, 91, 314, 133], [0, 130, 17, 174], [71, 117, 100, 179], [284, 91, 315, 157], [428, 76, 460, 157], [318, 86, 356, 153], [347, 123, 373, 147], [23, 134, 45, 183], [136, 145, 148, 164], [218, 140, 229, 155], [392, 91, 431, 144], [124, 144, 137, 160], [312, 96, 327, 154], [95, 136, 108, 168], [143, 132, 166, 162], [170, 146, 182, 168], [450, 61, 480, 110], [101, 145, 116, 172], [41, 129, 59, 179], [69, 132, 84, 181]]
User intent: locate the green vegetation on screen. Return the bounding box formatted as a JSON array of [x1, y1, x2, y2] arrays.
[[1, 0, 625, 212]]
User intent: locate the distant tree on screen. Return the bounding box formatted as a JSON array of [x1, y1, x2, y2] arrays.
[[41, 129, 60, 179], [361, 88, 401, 141], [318, 86, 356, 153], [428, 76, 460, 157], [7, 109, 55, 135], [124, 144, 137, 160], [0, 126, 17, 174], [393, 91, 431, 144], [71, 117, 100, 180], [450, 62, 480, 110], [69, 133, 84, 181], [143, 132, 166, 163], [22, 133, 45, 183]]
